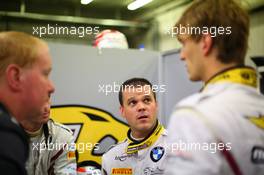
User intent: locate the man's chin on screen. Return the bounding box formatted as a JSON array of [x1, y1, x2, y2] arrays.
[[41, 116, 50, 123], [138, 123, 153, 132], [189, 75, 201, 82]]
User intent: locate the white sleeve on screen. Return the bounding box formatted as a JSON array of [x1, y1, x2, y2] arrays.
[[101, 154, 109, 175], [164, 107, 223, 175], [53, 135, 77, 175]]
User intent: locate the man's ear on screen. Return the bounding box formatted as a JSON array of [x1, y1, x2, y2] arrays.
[[201, 34, 213, 56], [119, 105, 125, 119], [5, 64, 23, 91]]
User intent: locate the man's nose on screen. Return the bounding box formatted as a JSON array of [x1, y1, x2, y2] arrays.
[[137, 102, 146, 111], [180, 48, 185, 61], [49, 79, 55, 94]]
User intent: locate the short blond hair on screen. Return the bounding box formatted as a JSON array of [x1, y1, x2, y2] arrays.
[[175, 0, 249, 64], [0, 31, 45, 75]]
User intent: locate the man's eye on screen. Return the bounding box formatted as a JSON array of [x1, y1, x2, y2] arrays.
[[128, 101, 136, 106], [43, 70, 50, 77], [144, 98, 151, 103]]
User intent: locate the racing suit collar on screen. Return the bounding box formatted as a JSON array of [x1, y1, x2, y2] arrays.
[[126, 120, 164, 154], [202, 66, 257, 92], [43, 120, 53, 146]]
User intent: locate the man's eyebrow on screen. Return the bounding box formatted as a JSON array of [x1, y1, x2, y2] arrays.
[[143, 94, 151, 97], [127, 97, 135, 102]]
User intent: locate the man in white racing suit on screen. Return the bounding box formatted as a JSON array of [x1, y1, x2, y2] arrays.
[[102, 78, 168, 175], [165, 0, 264, 175], [21, 102, 77, 175]]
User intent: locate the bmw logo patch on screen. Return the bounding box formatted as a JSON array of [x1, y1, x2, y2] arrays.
[[150, 146, 165, 162]]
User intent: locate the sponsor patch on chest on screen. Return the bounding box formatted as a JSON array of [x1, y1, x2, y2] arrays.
[[111, 168, 132, 175]]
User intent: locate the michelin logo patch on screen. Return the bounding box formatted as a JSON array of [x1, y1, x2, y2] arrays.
[[150, 146, 165, 162]]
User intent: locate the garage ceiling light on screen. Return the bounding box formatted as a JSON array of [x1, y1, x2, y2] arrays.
[[128, 0, 153, 10], [81, 0, 93, 5]]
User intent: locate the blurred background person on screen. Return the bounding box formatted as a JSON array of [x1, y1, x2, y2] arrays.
[[165, 0, 264, 174], [21, 101, 77, 175]]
